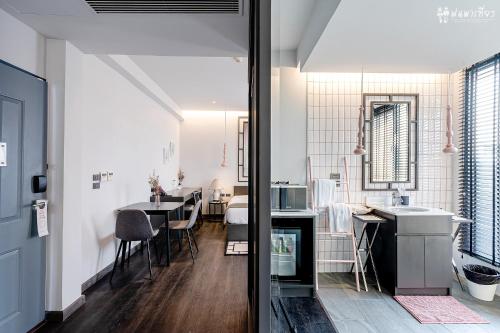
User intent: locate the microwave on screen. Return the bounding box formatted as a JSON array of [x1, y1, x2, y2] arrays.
[[278, 185, 307, 211]]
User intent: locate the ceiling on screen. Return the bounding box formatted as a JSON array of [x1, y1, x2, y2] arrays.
[[277, 0, 500, 73], [130, 56, 248, 111], [271, 0, 316, 51], [0, 0, 248, 56]]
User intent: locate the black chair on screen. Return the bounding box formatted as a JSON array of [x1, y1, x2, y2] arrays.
[[169, 200, 202, 263], [110, 210, 160, 282]]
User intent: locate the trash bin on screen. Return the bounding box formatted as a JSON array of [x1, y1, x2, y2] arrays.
[[463, 264, 500, 301]]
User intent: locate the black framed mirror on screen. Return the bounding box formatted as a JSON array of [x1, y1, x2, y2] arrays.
[[362, 94, 418, 191]]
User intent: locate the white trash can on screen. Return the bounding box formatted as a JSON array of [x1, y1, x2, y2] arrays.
[[463, 264, 500, 301]]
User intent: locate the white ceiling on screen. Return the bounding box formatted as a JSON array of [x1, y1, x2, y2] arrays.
[[301, 0, 500, 72], [130, 56, 248, 111], [0, 0, 248, 56], [271, 0, 316, 51]]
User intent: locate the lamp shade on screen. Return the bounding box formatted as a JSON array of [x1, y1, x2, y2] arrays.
[[209, 178, 222, 190]]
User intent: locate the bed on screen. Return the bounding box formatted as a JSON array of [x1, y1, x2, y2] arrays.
[[225, 186, 248, 241]]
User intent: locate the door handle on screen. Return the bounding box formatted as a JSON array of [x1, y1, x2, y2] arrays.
[[32, 175, 47, 193]]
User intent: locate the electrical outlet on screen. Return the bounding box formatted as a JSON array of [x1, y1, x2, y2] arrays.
[[330, 173, 341, 180], [92, 173, 101, 182], [92, 182, 100, 190]]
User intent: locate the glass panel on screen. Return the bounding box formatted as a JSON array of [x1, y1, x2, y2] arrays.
[[270, 1, 281, 330]]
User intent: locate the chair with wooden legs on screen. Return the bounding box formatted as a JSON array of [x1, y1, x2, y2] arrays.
[[110, 210, 160, 283], [169, 200, 202, 263]]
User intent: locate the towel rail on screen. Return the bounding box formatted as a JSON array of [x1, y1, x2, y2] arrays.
[[309, 155, 366, 291]]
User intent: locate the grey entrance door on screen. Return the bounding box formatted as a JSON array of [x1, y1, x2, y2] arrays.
[[0, 60, 47, 333]]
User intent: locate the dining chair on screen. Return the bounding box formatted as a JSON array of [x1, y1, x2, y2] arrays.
[[110, 209, 160, 283], [184, 190, 203, 226], [169, 200, 202, 263]]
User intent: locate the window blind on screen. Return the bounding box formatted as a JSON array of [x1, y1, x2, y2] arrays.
[[459, 53, 500, 265], [372, 104, 409, 182]]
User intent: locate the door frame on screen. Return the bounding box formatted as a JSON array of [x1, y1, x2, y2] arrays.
[[248, 0, 271, 331]]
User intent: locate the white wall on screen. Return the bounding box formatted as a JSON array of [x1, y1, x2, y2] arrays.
[[0, 8, 45, 77], [79, 54, 180, 283], [45, 40, 181, 310], [180, 111, 248, 213], [271, 66, 308, 185], [46, 39, 68, 312], [271, 69, 455, 273], [308, 73, 454, 273]]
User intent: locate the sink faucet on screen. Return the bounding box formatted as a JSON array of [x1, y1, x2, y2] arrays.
[[392, 190, 402, 206]]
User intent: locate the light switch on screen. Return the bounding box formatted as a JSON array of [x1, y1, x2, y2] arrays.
[[101, 171, 108, 182], [0, 142, 6, 167], [108, 171, 114, 181]]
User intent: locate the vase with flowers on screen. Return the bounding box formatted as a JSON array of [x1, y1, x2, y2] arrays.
[[177, 169, 185, 189], [148, 172, 162, 207]]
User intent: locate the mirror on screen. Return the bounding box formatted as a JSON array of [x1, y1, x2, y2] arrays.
[[362, 94, 418, 191], [370, 102, 410, 182], [238, 117, 249, 182]]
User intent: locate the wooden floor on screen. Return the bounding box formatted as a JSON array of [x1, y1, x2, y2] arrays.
[[317, 273, 500, 333], [38, 222, 248, 333]]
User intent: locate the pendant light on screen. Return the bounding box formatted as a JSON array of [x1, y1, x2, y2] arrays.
[[221, 110, 228, 167], [443, 73, 458, 154], [353, 69, 366, 155]]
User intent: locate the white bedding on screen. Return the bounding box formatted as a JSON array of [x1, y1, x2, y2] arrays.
[[224, 195, 248, 224]]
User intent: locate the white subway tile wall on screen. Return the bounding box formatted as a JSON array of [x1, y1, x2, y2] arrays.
[[307, 73, 454, 272]]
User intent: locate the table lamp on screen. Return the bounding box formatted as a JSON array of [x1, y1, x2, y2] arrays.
[[209, 178, 223, 201]]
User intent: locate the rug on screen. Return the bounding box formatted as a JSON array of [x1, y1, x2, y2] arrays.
[[277, 297, 337, 332], [225, 241, 248, 256], [394, 296, 489, 324]]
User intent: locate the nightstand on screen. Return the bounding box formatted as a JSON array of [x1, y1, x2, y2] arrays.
[[208, 200, 228, 221]]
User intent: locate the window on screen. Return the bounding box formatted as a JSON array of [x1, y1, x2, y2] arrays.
[[459, 53, 500, 265], [371, 103, 409, 182]]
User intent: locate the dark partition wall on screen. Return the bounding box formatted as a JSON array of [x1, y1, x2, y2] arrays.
[[248, 0, 271, 332]]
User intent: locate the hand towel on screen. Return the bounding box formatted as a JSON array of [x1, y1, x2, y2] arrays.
[[328, 203, 352, 233], [314, 179, 337, 208]]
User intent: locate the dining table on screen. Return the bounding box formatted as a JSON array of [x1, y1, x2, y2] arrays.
[[117, 201, 184, 266]]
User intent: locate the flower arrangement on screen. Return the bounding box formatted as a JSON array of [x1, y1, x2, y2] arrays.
[[148, 172, 161, 194], [177, 169, 185, 186]]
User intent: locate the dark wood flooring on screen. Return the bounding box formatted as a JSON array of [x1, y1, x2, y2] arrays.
[[38, 222, 248, 333]]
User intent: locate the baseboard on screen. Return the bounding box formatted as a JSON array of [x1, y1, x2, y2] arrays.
[[46, 295, 86, 322], [81, 242, 143, 292]]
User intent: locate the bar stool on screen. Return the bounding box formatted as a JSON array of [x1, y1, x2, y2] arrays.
[[350, 214, 387, 292]]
